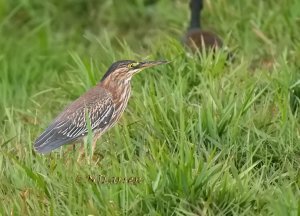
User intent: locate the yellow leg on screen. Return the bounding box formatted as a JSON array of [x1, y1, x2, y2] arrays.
[[64, 141, 81, 161], [92, 138, 98, 154], [91, 137, 104, 164], [77, 144, 85, 162], [64, 141, 82, 165], [91, 132, 103, 155], [76, 135, 102, 163]]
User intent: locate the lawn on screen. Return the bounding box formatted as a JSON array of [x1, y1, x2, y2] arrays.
[[1, 0, 300, 215]]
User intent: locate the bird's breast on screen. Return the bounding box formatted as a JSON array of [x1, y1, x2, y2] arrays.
[[110, 84, 132, 124]]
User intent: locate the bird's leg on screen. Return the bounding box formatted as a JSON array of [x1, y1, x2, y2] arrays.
[[64, 142, 80, 156], [76, 134, 101, 161], [92, 138, 98, 155], [76, 138, 98, 163], [91, 138, 104, 165], [77, 143, 85, 162], [64, 141, 83, 165]]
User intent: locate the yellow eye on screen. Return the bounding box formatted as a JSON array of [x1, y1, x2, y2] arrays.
[[128, 63, 138, 68]]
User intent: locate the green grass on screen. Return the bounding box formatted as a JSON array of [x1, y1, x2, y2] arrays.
[[1, 0, 300, 215]]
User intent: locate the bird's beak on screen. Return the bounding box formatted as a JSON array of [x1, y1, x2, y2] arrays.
[[137, 60, 170, 69]]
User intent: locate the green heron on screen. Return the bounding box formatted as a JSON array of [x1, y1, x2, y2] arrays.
[[182, 0, 223, 53], [34, 60, 169, 154]]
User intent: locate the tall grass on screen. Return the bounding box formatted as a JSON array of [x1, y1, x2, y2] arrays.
[[0, 0, 300, 215]]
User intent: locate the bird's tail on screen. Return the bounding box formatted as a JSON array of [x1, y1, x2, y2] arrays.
[[34, 129, 77, 154]]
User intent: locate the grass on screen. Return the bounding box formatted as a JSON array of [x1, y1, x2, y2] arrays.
[[0, 0, 300, 215]]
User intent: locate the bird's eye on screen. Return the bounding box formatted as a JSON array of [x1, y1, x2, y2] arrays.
[[128, 63, 138, 68]]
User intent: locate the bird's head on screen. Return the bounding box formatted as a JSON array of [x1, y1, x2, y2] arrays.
[[101, 60, 169, 82]]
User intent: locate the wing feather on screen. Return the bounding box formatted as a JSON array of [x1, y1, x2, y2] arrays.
[[34, 87, 115, 153]]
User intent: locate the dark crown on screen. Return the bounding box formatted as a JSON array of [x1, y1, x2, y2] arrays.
[[101, 60, 136, 81]]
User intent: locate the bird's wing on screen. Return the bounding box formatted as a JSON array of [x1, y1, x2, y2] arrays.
[[34, 87, 115, 154]]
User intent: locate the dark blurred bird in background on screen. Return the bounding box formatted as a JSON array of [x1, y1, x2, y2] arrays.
[[34, 60, 169, 155], [290, 81, 300, 115], [182, 0, 223, 53]]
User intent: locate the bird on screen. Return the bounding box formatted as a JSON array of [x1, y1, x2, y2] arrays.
[[182, 0, 223, 53], [34, 60, 169, 154]]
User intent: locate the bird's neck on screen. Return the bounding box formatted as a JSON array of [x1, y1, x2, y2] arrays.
[[99, 78, 132, 118], [189, 0, 202, 29], [99, 77, 132, 101]]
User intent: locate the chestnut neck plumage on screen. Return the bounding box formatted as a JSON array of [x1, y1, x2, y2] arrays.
[[99, 72, 132, 111], [99, 74, 131, 125]]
